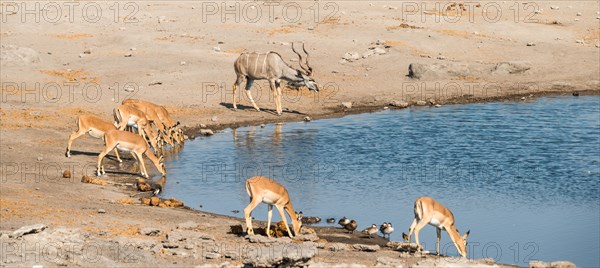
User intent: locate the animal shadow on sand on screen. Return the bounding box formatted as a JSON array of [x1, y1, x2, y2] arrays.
[[219, 102, 307, 116]]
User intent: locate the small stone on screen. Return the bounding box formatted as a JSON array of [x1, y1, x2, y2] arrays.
[[383, 106, 389, 110], [373, 47, 386, 54], [35, 187, 40, 190], [78, 53, 84, 58], [124, 87, 135, 92], [200, 129, 214, 136], [434, 104, 442, 108], [180, 61, 186, 65], [140, 228, 160, 236], [211, 116, 218, 122], [576, 12, 582, 16], [416, 100, 428, 106], [576, 39, 584, 44], [205, 252, 221, 259], [162, 243, 179, 249], [550, 6, 559, 10], [353, 244, 380, 252], [37, 156, 43, 161], [436, 55, 446, 60], [83, 48, 91, 54], [341, 102, 353, 109], [97, 209, 106, 214], [362, 50, 375, 59], [199, 124, 207, 128], [148, 81, 162, 86], [521, 97, 526, 100], [213, 47, 221, 52], [342, 52, 360, 61], [130, 47, 137, 51], [390, 100, 409, 108], [124, 53, 132, 57], [303, 116, 311, 122], [62, 170, 72, 178], [308, 27, 314, 30], [11, 224, 47, 238], [150, 197, 160, 206], [527, 42, 536, 46]]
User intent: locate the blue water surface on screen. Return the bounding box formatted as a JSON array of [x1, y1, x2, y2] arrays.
[[164, 96, 600, 267]]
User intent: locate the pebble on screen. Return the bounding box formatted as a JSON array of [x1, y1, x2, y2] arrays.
[[373, 47, 386, 54], [124, 86, 135, 92], [200, 129, 214, 136], [576, 40, 584, 44], [213, 47, 221, 52], [341, 102, 353, 109], [211, 116, 218, 122], [303, 116, 312, 122], [83, 48, 91, 54], [98, 209, 106, 214], [550, 6, 559, 10], [526, 42, 536, 46], [124, 52, 132, 57], [180, 61, 186, 65], [576, 12, 582, 16]]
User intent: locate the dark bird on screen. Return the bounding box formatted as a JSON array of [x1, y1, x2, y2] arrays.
[[344, 220, 357, 234], [338, 216, 350, 227], [380, 222, 394, 239]]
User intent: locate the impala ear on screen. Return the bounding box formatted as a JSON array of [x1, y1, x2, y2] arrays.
[[462, 230, 470, 239]]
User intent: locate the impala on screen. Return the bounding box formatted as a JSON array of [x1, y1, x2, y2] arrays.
[[402, 196, 470, 257], [113, 104, 162, 152], [233, 42, 318, 116], [243, 176, 302, 238], [122, 99, 182, 145], [96, 129, 166, 178], [65, 115, 122, 161]]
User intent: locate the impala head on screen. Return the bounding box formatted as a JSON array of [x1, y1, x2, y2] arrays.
[[158, 155, 167, 176], [291, 211, 303, 236], [455, 229, 470, 257]]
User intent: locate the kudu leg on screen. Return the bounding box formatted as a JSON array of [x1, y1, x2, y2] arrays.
[[245, 79, 260, 111]]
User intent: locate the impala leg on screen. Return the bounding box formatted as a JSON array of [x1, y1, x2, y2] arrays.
[[135, 151, 149, 178], [404, 218, 418, 242], [96, 145, 113, 176], [65, 129, 87, 158], [243, 198, 262, 236], [413, 220, 428, 252], [276, 205, 294, 238], [436, 228, 442, 255], [266, 204, 273, 238], [113, 148, 123, 163], [245, 79, 260, 111]]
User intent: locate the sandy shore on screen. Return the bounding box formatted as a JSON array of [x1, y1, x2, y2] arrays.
[[1, 1, 598, 266]]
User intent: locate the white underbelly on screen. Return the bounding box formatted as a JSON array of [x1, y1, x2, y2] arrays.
[[116, 144, 131, 152], [88, 132, 102, 139], [262, 197, 275, 205], [429, 218, 444, 229]]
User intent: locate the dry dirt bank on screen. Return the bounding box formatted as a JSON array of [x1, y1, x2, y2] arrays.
[[1, 1, 597, 267]]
